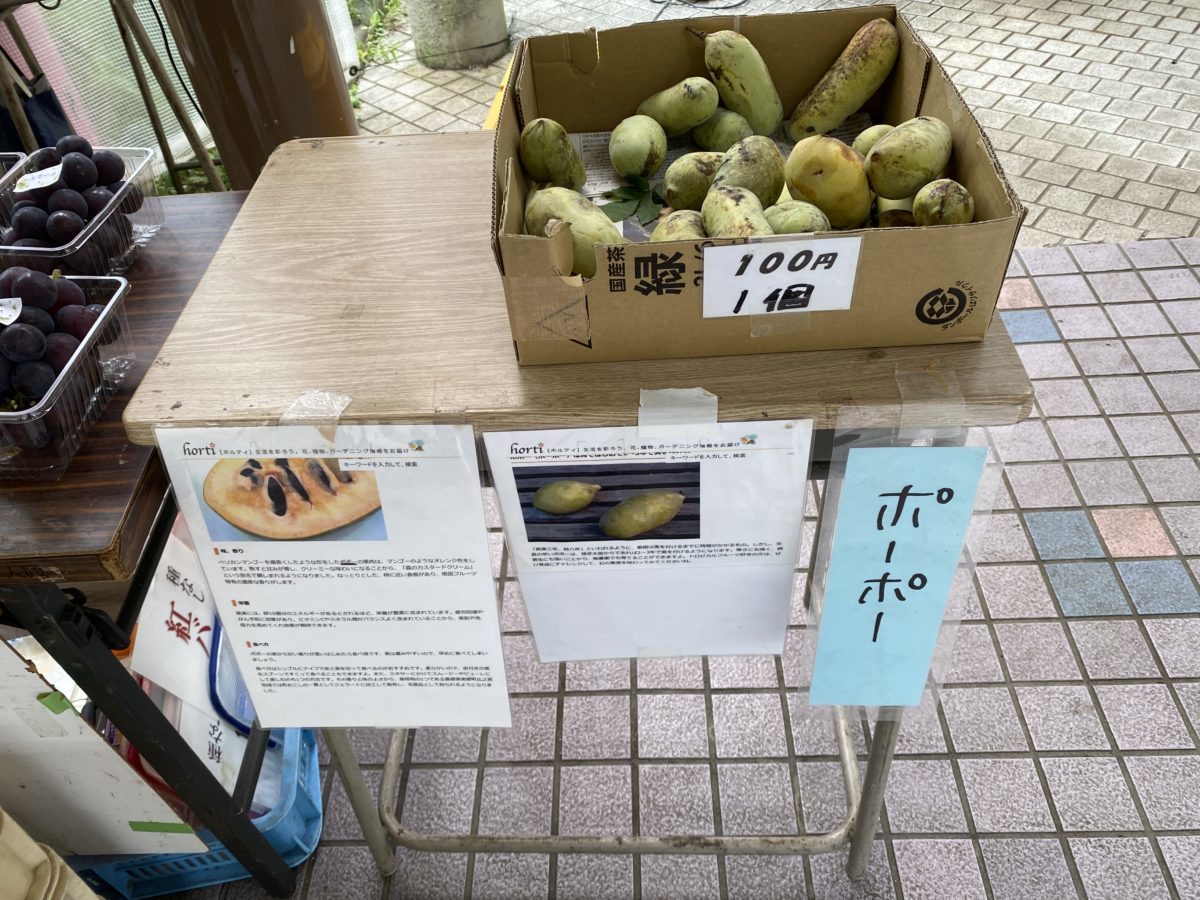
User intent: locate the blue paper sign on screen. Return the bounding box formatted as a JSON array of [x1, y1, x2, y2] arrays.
[[810, 446, 987, 707]]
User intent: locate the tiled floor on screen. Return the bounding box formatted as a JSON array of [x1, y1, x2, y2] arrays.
[[167, 239, 1200, 899], [354, 0, 1200, 247]]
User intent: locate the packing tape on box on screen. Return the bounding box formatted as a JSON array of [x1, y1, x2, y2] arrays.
[[278, 390, 352, 442], [505, 276, 591, 343], [746, 312, 814, 339], [637, 387, 718, 437], [895, 366, 969, 445]]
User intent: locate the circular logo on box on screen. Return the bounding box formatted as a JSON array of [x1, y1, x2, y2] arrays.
[[915, 282, 978, 329]]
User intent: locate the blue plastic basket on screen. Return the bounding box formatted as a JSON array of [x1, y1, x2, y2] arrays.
[[69, 729, 321, 899]]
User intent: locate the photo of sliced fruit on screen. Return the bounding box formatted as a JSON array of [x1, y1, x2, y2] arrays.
[[203, 457, 381, 540]]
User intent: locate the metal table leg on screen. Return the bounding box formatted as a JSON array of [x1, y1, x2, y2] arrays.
[[324, 728, 397, 877], [847, 710, 901, 878]]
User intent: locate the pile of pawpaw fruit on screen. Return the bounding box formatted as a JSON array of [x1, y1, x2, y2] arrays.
[[517, 19, 976, 278]]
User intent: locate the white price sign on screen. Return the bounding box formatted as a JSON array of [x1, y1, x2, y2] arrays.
[[702, 236, 863, 319], [14, 163, 61, 194]]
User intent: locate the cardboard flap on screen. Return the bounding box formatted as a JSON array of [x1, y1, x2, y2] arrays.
[[500, 271, 590, 343]]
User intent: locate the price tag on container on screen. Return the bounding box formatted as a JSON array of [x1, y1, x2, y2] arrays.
[[702, 235, 862, 319], [0, 298, 20, 325], [14, 164, 61, 194]]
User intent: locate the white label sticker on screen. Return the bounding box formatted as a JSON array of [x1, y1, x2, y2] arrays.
[[14, 163, 61, 194], [0, 297, 21, 325], [701, 236, 863, 319]]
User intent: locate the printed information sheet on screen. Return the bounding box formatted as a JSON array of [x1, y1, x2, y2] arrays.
[[157, 425, 510, 729], [485, 421, 813, 660]]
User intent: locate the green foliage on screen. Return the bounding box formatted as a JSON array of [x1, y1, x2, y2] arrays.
[[154, 149, 231, 195], [599, 177, 667, 226], [349, 0, 405, 67]]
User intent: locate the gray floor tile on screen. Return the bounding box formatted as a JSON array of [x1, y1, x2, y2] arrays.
[[637, 694, 708, 758], [411, 727, 482, 763], [972, 513, 1036, 563], [558, 765, 631, 834], [306, 846, 384, 900], [1106, 302, 1174, 336], [1017, 685, 1110, 751], [1068, 619, 1160, 678], [1006, 462, 1080, 508], [943, 623, 1006, 683], [884, 759, 968, 834], [471, 854, 549, 900], [1091, 375, 1164, 415], [995, 419, 1060, 462], [893, 839, 987, 900], [892, 692, 949, 755], [809, 843, 896, 899], [1070, 243, 1129, 272], [1016, 343, 1080, 378], [1159, 504, 1200, 554], [713, 693, 787, 758], [391, 849, 468, 900], [1099, 686, 1190, 748], [1033, 378, 1099, 416], [717, 763, 797, 835], [1087, 270, 1151, 303], [486, 697, 555, 761], [1128, 336, 1199, 375], [1122, 239, 1185, 268], [1069, 459, 1149, 506], [940, 686, 1028, 752], [635, 656, 704, 689], [708, 654, 779, 689], [1134, 457, 1200, 503], [959, 757, 1056, 832], [502, 634, 560, 693], [562, 694, 631, 760], [565, 657, 630, 691], [1112, 413, 1189, 455], [1127, 756, 1200, 828], [1044, 754, 1143, 833], [401, 767, 476, 834], [1047, 415, 1123, 458], [1149, 372, 1200, 412], [477, 767, 553, 836], [724, 856, 807, 900], [977, 564, 1057, 617], [1070, 838, 1171, 900], [994, 621, 1083, 680], [1070, 339, 1140, 376], [324, 768, 384, 840], [797, 761, 850, 833], [639, 856, 720, 900], [1159, 836, 1200, 900], [788, 695, 867, 757], [1144, 617, 1200, 676], [639, 764, 713, 835], [979, 838, 1078, 900], [556, 854, 632, 900]]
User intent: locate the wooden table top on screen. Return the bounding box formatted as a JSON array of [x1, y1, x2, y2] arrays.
[[123, 133, 1032, 446], [0, 193, 246, 584]]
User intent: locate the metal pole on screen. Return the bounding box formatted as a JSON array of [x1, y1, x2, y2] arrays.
[[324, 728, 397, 877], [0, 56, 34, 152], [0, 584, 296, 897], [846, 711, 901, 878], [109, 0, 225, 191], [109, 0, 183, 193]]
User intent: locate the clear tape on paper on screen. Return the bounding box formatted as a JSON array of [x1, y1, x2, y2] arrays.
[[637, 387, 718, 437], [278, 389, 352, 442]]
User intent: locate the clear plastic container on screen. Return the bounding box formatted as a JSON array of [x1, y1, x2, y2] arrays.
[[0, 147, 161, 276], [0, 276, 133, 481]]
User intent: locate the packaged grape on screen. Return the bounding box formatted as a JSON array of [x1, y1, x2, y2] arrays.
[[0, 275, 132, 480], [0, 142, 161, 276]]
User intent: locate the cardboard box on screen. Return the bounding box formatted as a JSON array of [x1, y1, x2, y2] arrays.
[[491, 5, 1024, 365]]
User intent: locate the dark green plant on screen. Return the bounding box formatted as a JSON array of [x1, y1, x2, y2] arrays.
[[600, 176, 667, 227]]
